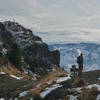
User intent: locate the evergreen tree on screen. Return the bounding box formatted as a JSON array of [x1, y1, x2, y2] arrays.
[[7, 43, 22, 71]]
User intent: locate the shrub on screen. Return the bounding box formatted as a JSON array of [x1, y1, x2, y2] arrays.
[[7, 43, 22, 71], [24, 57, 38, 72]]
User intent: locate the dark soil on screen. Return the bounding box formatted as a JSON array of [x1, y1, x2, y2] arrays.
[[83, 70, 100, 84], [0, 74, 34, 98]]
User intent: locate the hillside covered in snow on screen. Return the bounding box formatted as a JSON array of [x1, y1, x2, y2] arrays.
[[49, 43, 100, 72]]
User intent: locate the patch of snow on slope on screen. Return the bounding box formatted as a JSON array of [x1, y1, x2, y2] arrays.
[[40, 84, 62, 98], [0, 72, 6, 74], [67, 87, 82, 94], [69, 95, 78, 100], [14, 98, 18, 100], [56, 74, 71, 83], [30, 98, 33, 100], [96, 94, 100, 100], [0, 98, 5, 100], [87, 84, 100, 91], [72, 87, 82, 93], [98, 78, 100, 80], [10, 75, 23, 80], [19, 91, 29, 97]]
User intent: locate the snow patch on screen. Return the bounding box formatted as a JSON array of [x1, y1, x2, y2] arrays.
[[98, 78, 100, 80], [10, 75, 23, 80], [19, 91, 29, 97], [72, 87, 82, 93], [0, 98, 5, 100], [96, 94, 100, 100], [56, 74, 71, 83], [69, 95, 78, 100], [87, 84, 100, 91], [0, 72, 6, 75], [40, 84, 62, 98], [14, 98, 18, 100], [77, 49, 81, 56], [30, 98, 33, 100]]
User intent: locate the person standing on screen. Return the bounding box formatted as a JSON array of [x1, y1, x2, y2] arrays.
[[77, 53, 84, 78]]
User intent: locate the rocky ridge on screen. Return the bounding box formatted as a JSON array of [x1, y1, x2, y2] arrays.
[[0, 21, 60, 76]]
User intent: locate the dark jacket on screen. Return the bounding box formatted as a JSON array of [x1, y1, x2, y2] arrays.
[[77, 55, 84, 64]]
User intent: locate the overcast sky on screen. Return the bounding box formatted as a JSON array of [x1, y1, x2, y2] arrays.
[[0, 0, 100, 43]]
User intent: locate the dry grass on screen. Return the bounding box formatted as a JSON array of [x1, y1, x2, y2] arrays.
[[73, 78, 87, 88], [0, 56, 31, 79], [21, 68, 67, 99], [62, 96, 69, 100], [0, 57, 67, 99], [31, 69, 67, 95], [78, 87, 100, 100], [0, 63, 31, 79]]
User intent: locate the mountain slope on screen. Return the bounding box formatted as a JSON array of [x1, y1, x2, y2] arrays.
[[0, 21, 60, 77], [49, 43, 100, 72]]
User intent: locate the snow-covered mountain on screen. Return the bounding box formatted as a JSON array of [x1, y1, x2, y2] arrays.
[[49, 43, 100, 72], [2, 21, 42, 49]]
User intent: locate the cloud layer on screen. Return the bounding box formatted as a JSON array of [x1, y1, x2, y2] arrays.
[[0, 0, 100, 43]]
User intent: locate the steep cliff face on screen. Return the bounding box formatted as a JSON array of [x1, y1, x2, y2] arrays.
[[0, 21, 60, 75]]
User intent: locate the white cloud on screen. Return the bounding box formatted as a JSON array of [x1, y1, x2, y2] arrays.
[[0, 0, 100, 43]]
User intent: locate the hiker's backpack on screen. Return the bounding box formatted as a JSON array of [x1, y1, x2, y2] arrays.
[[77, 56, 83, 64]]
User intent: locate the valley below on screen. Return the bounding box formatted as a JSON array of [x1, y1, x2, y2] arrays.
[[49, 43, 100, 72]]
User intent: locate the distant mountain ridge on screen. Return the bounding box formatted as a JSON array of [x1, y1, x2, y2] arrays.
[[49, 43, 100, 72]]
